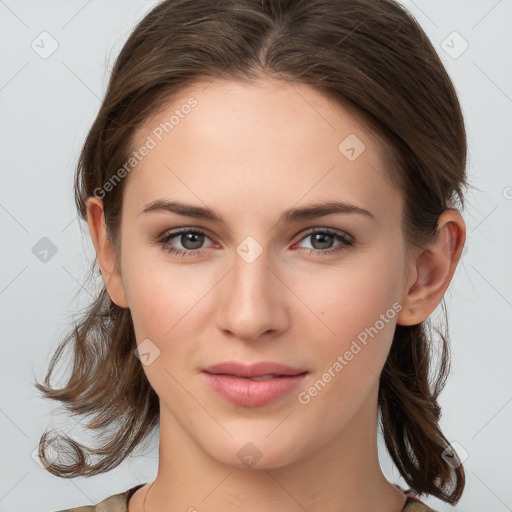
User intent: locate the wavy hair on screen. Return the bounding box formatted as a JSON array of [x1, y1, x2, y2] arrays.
[[35, 0, 468, 503]]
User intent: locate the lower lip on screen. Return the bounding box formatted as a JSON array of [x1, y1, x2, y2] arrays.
[[202, 372, 307, 407]]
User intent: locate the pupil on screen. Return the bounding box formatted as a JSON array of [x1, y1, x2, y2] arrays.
[[313, 233, 333, 249], [182, 233, 203, 250]]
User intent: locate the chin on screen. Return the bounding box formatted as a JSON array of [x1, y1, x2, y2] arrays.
[[204, 434, 309, 471]]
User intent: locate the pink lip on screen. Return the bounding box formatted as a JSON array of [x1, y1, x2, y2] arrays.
[[202, 361, 308, 407]]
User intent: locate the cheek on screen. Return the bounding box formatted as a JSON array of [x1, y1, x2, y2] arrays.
[[123, 257, 202, 397], [306, 251, 403, 375], [121, 246, 212, 378], [298, 267, 401, 426], [121, 239, 200, 335]]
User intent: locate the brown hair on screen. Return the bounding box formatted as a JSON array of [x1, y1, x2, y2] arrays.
[[35, 0, 469, 503]]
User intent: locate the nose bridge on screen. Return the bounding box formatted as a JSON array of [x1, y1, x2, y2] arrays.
[[218, 237, 285, 340], [231, 239, 276, 307]]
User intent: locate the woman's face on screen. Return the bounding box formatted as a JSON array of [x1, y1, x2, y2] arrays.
[[114, 77, 415, 468]]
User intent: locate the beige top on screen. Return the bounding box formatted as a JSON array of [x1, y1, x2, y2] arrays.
[[55, 483, 438, 511]]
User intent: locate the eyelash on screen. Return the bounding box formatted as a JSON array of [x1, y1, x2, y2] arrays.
[[157, 227, 354, 258]]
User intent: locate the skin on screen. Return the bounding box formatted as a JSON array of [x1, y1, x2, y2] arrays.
[[86, 77, 466, 512]]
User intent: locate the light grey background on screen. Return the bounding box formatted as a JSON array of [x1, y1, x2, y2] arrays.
[[1, 1, 511, 511]]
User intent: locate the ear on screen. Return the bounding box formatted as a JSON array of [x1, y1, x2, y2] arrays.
[[397, 209, 466, 326], [85, 197, 129, 308]]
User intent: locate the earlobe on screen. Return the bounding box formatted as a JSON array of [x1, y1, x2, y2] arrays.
[[397, 209, 466, 326], [85, 197, 129, 308]]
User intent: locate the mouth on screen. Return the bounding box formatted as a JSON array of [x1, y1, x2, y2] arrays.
[[202, 361, 308, 407], [202, 361, 308, 378], [217, 374, 303, 381]]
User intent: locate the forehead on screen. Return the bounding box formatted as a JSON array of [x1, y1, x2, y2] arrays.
[[126, 78, 402, 227]]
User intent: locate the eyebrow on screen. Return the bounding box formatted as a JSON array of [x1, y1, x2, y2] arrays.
[[138, 199, 376, 224]]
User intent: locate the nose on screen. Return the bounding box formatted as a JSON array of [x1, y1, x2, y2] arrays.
[[216, 247, 289, 342]]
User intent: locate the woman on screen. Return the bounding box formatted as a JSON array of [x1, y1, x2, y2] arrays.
[[36, 0, 468, 510]]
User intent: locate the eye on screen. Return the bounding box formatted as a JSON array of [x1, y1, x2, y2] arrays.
[[157, 227, 354, 258], [294, 228, 354, 257], [158, 228, 213, 257]]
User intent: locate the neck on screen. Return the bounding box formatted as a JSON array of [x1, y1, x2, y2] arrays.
[[144, 389, 406, 512]]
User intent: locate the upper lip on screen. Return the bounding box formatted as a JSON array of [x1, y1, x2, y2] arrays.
[[202, 361, 308, 378]]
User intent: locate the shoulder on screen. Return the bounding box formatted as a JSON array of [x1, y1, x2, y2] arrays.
[[54, 484, 144, 512], [394, 485, 438, 512], [402, 496, 439, 512], [54, 492, 127, 512]]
